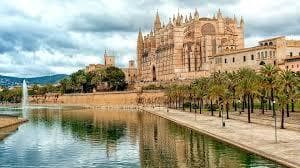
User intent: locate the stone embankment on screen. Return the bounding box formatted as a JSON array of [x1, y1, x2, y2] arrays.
[[30, 90, 165, 106], [142, 107, 300, 168], [0, 115, 27, 129]]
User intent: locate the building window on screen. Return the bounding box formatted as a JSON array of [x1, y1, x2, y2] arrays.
[[251, 55, 254, 60], [265, 51, 268, 58], [274, 61, 276, 65], [243, 56, 246, 62], [286, 66, 289, 69], [261, 52, 264, 59], [233, 57, 235, 63], [225, 58, 227, 63], [273, 51, 276, 57], [258, 52, 260, 59], [292, 65, 294, 68], [270, 51, 272, 57], [297, 64, 299, 68], [299, 52, 300, 56], [290, 52, 293, 57]]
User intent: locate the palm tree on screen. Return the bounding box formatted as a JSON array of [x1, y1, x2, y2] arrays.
[[260, 64, 280, 115], [194, 77, 209, 114], [208, 72, 225, 116], [278, 69, 298, 117], [237, 68, 260, 123], [226, 72, 239, 112], [276, 90, 288, 129], [257, 74, 268, 114]]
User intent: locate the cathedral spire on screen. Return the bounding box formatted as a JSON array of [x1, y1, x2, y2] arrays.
[[173, 14, 176, 23], [234, 14, 237, 23], [217, 8, 222, 19], [154, 10, 161, 32], [194, 8, 199, 19], [137, 28, 144, 81], [185, 15, 188, 23], [240, 16, 244, 27], [138, 28, 143, 44], [189, 12, 193, 21]]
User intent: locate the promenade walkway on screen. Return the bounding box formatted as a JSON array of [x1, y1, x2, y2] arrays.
[[143, 107, 300, 168]]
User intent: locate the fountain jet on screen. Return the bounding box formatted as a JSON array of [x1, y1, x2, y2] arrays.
[[22, 80, 29, 108]]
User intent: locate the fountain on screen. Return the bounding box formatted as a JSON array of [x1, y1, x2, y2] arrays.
[[22, 80, 29, 108]]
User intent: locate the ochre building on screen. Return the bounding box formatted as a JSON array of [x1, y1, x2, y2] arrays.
[[137, 9, 300, 82]]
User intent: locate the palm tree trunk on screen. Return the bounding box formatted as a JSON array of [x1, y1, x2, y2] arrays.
[[268, 99, 271, 110], [242, 95, 245, 112], [200, 98, 203, 114], [219, 101, 221, 118], [251, 95, 254, 113], [226, 102, 229, 119], [281, 108, 285, 129], [286, 103, 290, 117], [197, 99, 200, 113], [261, 96, 265, 114], [210, 99, 213, 116], [182, 97, 185, 111], [247, 95, 251, 123], [292, 99, 295, 112], [175, 97, 178, 109], [194, 98, 196, 113], [234, 100, 237, 111]]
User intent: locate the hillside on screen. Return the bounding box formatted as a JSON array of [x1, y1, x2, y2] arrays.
[[0, 74, 68, 87]]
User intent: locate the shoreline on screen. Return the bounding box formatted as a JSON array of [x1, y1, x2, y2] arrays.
[[0, 116, 28, 130], [142, 106, 300, 168]]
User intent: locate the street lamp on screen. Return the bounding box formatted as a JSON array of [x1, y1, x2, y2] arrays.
[[238, 99, 241, 115], [221, 104, 225, 127], [273, 100, 278, 143]]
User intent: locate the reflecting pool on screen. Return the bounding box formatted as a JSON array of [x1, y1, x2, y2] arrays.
[[0, 106, 286, 168]]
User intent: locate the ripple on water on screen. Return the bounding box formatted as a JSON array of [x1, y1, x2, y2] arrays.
[[0, 107, 287, 168]]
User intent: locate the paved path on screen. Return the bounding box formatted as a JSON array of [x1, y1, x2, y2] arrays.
[[142, 107, 300, 168]]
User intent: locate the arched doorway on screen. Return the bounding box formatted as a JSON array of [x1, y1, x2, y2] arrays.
[[152, 66, 157, 81]]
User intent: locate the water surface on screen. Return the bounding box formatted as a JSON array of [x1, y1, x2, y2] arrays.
[[0, 106, 285, 168]]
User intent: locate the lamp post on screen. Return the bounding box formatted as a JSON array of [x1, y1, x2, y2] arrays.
[[221, 104, 225, 127], [273, 100, 278, 143], [189, 83, 192, 113]]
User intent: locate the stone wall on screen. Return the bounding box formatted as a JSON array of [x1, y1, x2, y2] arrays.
[[30, 90, 165, 107]]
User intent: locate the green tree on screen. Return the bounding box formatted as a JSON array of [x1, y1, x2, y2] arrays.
[[237, 68, 260, 123], [278, 69, 298, 117], [260, 64, 280, 113], [102, 66, 126, 91]]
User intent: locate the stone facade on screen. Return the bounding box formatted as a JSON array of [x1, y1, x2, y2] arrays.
[[85, 50, 115, 73], [122, 60, 138, 83], [213, 36, 300, 73], [137, 9, 300, 83], [85, 51, 138, 83], [137, 9, 244, 82]]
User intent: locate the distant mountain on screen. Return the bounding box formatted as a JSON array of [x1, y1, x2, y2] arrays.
[[0, 74, 68, 87]]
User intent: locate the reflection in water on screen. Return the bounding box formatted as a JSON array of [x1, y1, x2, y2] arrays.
[[0, 107, 285, 168], [0, 125, 19, 141]]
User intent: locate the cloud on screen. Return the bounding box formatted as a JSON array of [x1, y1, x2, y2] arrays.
[[0, 0, 299, 77]]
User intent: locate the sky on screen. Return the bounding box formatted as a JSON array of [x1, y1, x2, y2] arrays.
[[0, 0, 299, 77]]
